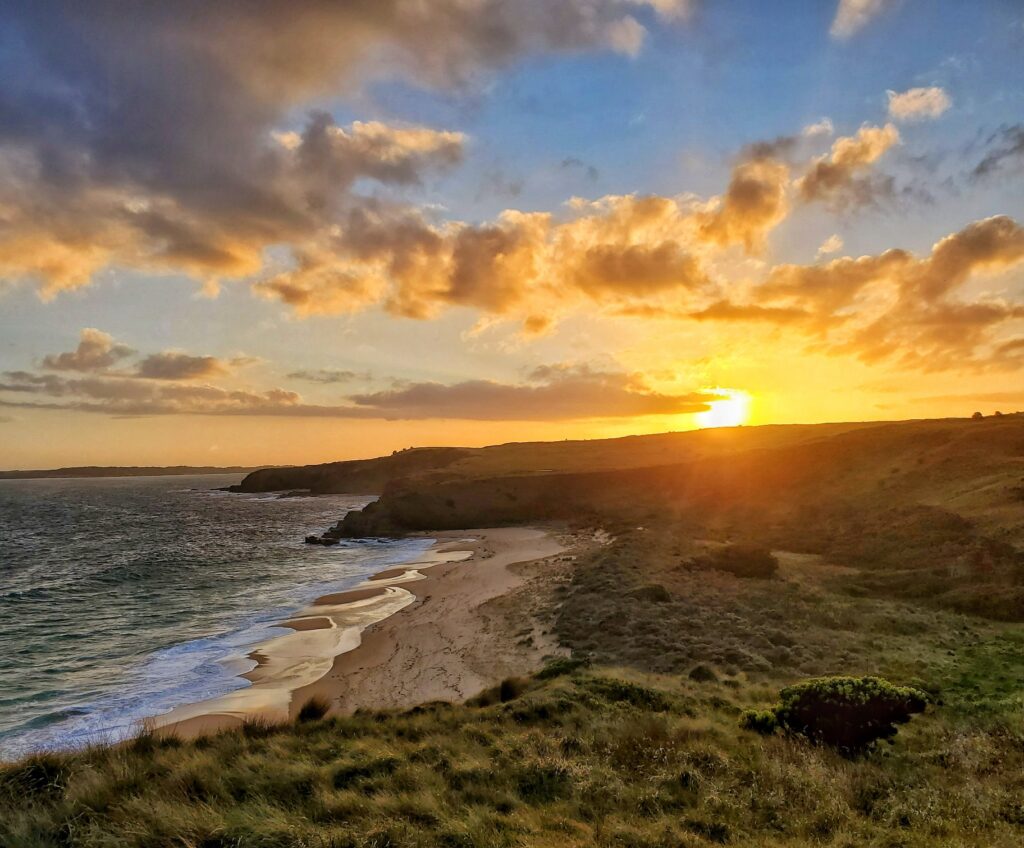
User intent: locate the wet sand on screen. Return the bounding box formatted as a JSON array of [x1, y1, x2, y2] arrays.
[[154, 527, 565, 738]]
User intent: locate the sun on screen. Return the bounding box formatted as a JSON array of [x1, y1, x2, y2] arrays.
[[695, 389, 752, 428]]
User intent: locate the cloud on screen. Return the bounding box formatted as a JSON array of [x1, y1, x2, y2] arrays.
[[830, 0, 891, 39], [972, 125, 1024, 180], [41, 328, 135, 372], [0, 372, 68, 394], [134, 352, 230, 381], [797, 123, 900, 207], [697, 158, 791, 253], [347, 365, 720, 420], [887, 87, 952, 122], [37, 329, 248, 381], [0, 1, 685, 301], [561, 157, 601, 182], [802, 118, 834, 138], [0, 374, 310, 417], [287, 369, 372, 384], [749, 215, 1024, 370], [687, 301, 811, 323], [0, 362, 718, 421], [254, 190, 735, 328], [817, 234, 845, 257]]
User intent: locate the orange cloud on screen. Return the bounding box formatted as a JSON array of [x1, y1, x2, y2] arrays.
[[134, 353, 230, 381], [1, 2, 695, 302], [752, 216, 1024, 369], [42, 329, 135, 372], [0, 361, 718, 421], [697, 158, 791, 253], [797, 123, 900, 206]]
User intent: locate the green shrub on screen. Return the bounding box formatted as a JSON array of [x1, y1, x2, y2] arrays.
[[468, 676, 529, 707], [499, 676, 529, 702], [297, 695, 331, 722], [583, 677, 673, 711], [688, 664, 719, 683], [626, 583, 672, 603], [741, 676, 928, 753], [693, 544, 779, 579], [0, 754, 70, 800], [534, 656, 590, 680], [739, 708, 778, 735]]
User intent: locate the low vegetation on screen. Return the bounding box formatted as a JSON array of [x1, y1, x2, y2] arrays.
[[6, 517, 1024, 847], [688, 544, 779, 579], [740, 676, 929, 754], [6, 415, 1024, 845], [3, 654, 1023, 848]]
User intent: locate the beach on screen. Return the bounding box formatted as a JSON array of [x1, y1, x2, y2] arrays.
[[156, 526, 573, 738]]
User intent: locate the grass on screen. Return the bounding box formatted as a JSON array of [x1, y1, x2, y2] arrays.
[[2, 657, 1023, 847], [3, 515, 1023, 846]]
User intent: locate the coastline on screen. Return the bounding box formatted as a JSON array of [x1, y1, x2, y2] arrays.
[[155, 526, 570, 739]]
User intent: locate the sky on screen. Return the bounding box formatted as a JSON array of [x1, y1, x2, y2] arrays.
[[0, 0, 1023, 468]]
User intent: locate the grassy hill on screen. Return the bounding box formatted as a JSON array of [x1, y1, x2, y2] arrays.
[[4, 414, 1024, 846], [231, 421, 885, 494], [5, 544, 1023, 846], [320, 415, 1024, 620]]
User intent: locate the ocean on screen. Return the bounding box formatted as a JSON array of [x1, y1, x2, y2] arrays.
[[0, 474, 431, 759]]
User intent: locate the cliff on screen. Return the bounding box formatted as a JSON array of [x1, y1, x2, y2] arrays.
[[229, 447, 473, 494]]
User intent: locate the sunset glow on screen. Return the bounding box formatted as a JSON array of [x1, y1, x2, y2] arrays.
[[0, 2, 1021, 469], [2, 6, 1024, 836], [695, 391, 752, 429]]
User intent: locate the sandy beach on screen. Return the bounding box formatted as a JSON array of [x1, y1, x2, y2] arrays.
[[155, 526, 570, 738]]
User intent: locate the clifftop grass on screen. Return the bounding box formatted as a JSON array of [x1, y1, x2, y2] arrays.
[[4, 636, 1024, 848]]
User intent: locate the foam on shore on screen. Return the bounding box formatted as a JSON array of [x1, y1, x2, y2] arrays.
[[151, 545, 477, 732]]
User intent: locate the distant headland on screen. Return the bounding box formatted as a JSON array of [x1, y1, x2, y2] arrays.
[[0, 465, 272, 480]]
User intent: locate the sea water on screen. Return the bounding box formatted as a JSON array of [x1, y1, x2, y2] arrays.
[[0, 474, 430, 758]]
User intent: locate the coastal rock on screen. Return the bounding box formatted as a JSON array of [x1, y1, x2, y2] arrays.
[[304, 534, 340, 546]]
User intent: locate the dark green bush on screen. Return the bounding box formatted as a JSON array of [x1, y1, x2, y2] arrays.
[[692, 544, 779, 579], [534, 656, 590, 680], [583, 677, 673, 711], [468, 676, 530, 707], [688, 664, 719, 683], [499, 676, 529, 702], [626, 583, 673, 602], [0, 754, 70, 800], [297, 695, 331, 722], [741, 676, 927, 753]]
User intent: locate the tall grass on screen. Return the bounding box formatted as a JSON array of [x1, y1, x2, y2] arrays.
[[3, 654, 1023, 847]]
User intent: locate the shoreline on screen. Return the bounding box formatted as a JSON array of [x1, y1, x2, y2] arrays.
[[155, 526, 569, 739]]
